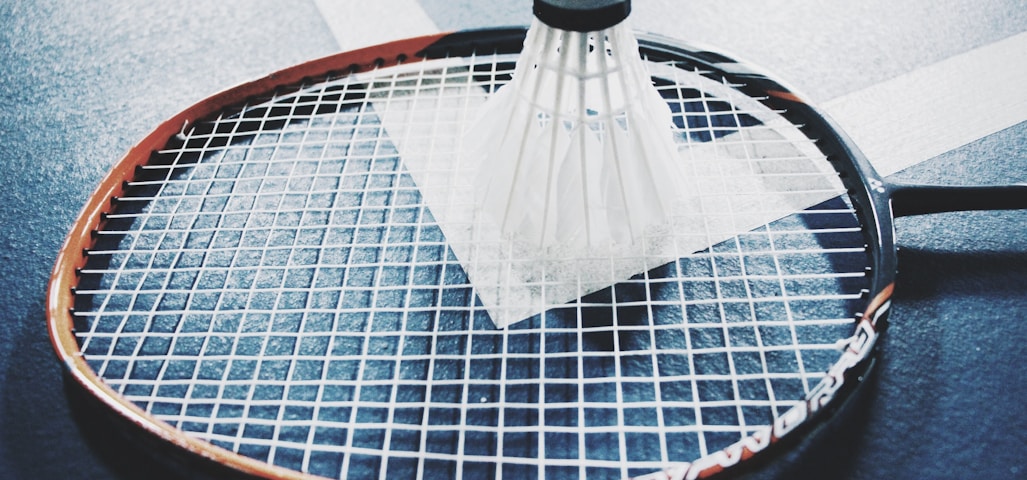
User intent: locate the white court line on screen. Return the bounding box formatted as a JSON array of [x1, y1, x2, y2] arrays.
[[823, 31, 1027, 177], [312, 0, 439, 52]]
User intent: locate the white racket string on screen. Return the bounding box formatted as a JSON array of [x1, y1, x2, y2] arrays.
[[72, 50, 869, 479]]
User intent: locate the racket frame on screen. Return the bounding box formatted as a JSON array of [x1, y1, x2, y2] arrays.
[[47, 27, 948, 479]]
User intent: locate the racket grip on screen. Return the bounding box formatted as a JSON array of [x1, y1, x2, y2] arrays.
[[889, 183, 1027, 217]]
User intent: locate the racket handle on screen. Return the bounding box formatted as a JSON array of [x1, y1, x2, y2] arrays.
[[534, 0, 631, 31], [889, 183, 1027, 217]]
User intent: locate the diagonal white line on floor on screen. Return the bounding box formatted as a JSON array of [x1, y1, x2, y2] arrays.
[[823, 31, 1027, 176], [313, 0, 440, 52]]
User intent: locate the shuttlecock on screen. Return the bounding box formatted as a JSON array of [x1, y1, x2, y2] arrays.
[[467, 0, 683, 250]]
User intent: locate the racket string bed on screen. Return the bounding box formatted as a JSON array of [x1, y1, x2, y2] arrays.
[[69, 46, 871, 480]]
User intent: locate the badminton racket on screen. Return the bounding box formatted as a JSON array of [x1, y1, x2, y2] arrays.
[[48, 28, 1027, 480]]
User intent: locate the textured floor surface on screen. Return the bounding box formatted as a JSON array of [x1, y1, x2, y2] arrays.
[[1, 1, 1024, 478]]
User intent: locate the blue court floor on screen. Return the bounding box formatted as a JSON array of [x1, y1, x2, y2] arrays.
[[1, 1, 1024, 478]]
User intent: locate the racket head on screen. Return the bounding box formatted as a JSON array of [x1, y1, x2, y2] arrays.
[[48, 28, 894, 479]]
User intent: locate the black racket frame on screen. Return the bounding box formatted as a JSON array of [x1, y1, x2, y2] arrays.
[[51, 26, 1027, 480]]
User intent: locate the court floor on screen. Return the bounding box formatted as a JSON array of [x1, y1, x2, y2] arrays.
[[1, 1, 1024, 478]]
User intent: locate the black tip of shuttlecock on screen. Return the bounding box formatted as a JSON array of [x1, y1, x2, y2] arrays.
[[533, 0, 631, 32]]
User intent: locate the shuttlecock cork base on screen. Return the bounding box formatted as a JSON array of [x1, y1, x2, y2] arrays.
[[467, 0, 684, 250]]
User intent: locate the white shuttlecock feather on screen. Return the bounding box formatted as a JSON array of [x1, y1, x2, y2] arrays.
[[468, 0, 682, 250]]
